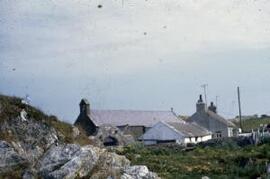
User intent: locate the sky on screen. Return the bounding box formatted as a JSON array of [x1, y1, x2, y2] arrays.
[[1, 0, 270, 123]]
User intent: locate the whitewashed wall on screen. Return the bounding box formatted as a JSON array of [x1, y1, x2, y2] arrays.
[[140, 122, 212, 145], [140, 122, 185, 142], [183, 134, 212, 144]]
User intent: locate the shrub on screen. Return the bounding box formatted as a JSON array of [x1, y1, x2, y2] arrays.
[[119, 141, 270, 178]]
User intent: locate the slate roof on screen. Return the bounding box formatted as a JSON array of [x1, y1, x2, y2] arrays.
[[167, 122, 212, 137], [89, 110, 183, 127], [186, 110, 235, 128], [139, 121, 212, 141], [206, 110, 235, 127]]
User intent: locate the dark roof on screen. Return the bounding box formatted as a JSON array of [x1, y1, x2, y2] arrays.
[[89, 110, 183, 127], [186, 110, 235, 128], [206, 110, 235, 127], [167, 122, 212, 137]]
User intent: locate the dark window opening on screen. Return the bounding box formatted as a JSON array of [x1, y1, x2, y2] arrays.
[[157, 140, 176, 144], [215, 131, 222, 138], [103, 136, 118, 146]]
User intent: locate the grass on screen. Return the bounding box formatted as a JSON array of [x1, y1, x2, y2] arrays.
[[116, 141, 270, 179], [233, 118, 270, 132], [0, 94, 91, 146]]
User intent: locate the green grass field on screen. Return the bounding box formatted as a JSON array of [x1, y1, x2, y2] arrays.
[[117, 141, 270, 179], [233, 118, 270, 132]]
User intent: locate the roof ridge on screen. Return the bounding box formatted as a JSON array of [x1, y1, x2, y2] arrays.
[[168, 121, 212, 136], [92, 109, 173, 112], [207, 110, 225, 118], [89, 109, 181, 127]]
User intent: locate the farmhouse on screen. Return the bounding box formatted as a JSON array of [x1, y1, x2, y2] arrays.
[[74, 99, 181, 138], [186, 95, 236, 138], [139, 121, 212, 145]]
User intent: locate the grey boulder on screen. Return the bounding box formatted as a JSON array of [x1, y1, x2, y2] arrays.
[[38, 144, 99, 179], [0, 140, 28, 174], [121, 165, 160, 179]]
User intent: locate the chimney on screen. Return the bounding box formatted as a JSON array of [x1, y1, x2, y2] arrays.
[[208, 102, 217, 113], [170, 107, 177, 117], [196, 95, 206, 113], [79, 98, 90, 116]]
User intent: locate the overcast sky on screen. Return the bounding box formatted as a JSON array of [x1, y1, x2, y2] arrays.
[[1, 0, 270, 123]]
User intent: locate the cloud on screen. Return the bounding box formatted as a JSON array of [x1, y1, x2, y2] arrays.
[[1, 0, 270, 121], [1, 0, 270, 74]]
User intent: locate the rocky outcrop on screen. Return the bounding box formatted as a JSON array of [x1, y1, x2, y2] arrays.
[[0, 95, 159, 179], [38, 144, 100, 179], [122, 166, 160, 179], [0, 117, 58, 163], [90, 148, 130, 178], [0, 141, 28, 174], [0, 140, 159, 179]]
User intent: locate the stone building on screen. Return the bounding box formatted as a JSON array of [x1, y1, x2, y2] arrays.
[[74, 99, 97, 136], [74, 99, 181, 138], [186, 95, 236, 138]]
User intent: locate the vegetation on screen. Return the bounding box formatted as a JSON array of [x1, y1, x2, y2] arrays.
[[233, 117, 270, 133], [0, 94, 91, 146], [117, 141, 270, 179]]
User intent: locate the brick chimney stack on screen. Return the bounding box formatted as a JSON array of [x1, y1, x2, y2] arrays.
[[196, 95, 206, 113], [79, 98, 90, 116], [208, 102, 217, 113]]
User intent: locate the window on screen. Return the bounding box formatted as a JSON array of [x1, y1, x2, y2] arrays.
[[215, 131, 222, 138]]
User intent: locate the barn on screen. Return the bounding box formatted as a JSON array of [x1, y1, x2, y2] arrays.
[[74, 99, 182, 138]]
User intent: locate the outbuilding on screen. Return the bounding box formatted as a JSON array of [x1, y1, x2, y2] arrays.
[[139, 121, 212, 145]]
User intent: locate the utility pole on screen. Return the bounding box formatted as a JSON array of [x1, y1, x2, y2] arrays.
[[237, 86, 243, 130], [201, 84, 208, 106]]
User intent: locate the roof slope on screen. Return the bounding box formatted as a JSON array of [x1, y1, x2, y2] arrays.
[[168, 122, 212, 137], [89, 110, 183, 127], [139, 121, 211, 141], [206, 110, 235, 127], [186, 110, 235, 128], [138, 121, 185, 141]]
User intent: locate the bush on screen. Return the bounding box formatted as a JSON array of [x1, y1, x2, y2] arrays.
[[118, 141, 270, 178]]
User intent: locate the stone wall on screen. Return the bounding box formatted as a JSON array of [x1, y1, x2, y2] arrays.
[[122, 126, 145, 139], [74, 114, 97, 136]]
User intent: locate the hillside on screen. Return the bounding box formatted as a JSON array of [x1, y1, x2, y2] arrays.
[[232, 117, 270, 132], [0, 94, 90, 146], [0, 94, 159, 179]]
